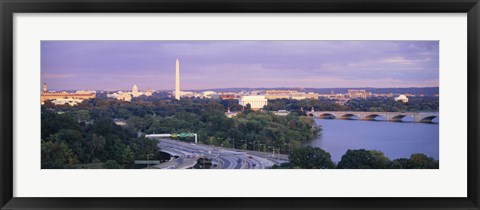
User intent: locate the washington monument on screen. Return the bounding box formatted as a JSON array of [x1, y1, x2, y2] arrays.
[[175, 58, 180, 100]]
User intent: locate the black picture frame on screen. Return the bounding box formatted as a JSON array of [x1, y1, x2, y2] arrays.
[[1, 0, 479, 209]]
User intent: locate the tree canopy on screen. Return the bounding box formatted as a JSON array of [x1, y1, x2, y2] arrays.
[[283, 146, 335, 169], [337, 149, 392, 169], [335, 149, 438, 169]]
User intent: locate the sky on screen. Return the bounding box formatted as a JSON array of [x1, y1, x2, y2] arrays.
[[41, 41, 439, 91]]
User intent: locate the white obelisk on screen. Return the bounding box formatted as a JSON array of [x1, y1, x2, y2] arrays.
[[175, 58, 180, 100]]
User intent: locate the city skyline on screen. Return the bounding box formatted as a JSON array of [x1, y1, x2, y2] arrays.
[[41, 40, 439, 90]]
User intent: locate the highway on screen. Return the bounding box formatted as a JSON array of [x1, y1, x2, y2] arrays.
[[149, 138, 288, 169]]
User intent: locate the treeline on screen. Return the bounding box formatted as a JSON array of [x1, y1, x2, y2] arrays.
[[273, 146, 439, 169], [43, 96, 245, 119], [264, 98, 346, 112], [345, 97, 439, 112], [263, 97, 439, 112], [41, 110, 159, 169]]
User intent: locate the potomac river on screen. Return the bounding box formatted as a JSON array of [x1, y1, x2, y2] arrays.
[[308, 118, 439, 162]]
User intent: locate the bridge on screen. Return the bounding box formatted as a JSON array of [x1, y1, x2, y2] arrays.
[[306, 111, 438, 123], [146, 133, 198, 143]]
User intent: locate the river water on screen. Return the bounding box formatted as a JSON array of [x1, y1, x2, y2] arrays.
[[308, 118, 439, 162]]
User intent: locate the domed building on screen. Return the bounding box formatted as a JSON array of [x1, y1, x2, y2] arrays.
[[131, 84, 144, 97], [131, 84, 139, 96], [106, 83, 152, 101], [394, 95, 409, 103]]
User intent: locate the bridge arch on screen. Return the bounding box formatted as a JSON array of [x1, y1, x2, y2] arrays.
[[340, 113, 359, 120], [363, 114, 385, 121], [420, 116, 438, 123], [319, 113, 336, 119], [391, 115, 407, 122]]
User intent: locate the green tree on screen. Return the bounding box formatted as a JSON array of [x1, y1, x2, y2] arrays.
[[288, 146, 335, 169], [243, 104, 253, 114], [127, 116, 145, 132], [409, 153, 438, 168], [41, 140, 78, 169], [337, 149, 391, 169], [393, 153, 439, 169], [121, 146, 135, 167], [72, 110, 91, 122], [41, 111, 80, 140], [86, 134, 106, 162]]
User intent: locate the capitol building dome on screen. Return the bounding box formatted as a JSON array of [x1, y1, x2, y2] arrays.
[[132, 84, 138, 93]]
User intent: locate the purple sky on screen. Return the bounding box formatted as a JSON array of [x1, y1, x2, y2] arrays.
[[41, 41, 439, 91]]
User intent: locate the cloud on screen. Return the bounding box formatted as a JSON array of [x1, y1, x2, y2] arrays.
[[382, 56, 431, 65], [383, 56, 416, 65], [41, 73, 76, 79]]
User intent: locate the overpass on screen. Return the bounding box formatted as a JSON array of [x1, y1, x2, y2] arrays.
[[306, 111, 438, 123], [146, 133, 198, 143]]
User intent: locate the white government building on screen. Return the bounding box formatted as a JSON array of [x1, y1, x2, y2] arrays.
[[107, 84, 153, 102], [239, 95, 268, 110], [394, 95, 409, 103]]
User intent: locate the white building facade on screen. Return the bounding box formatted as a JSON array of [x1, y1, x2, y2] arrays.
[[239, 95, 268, 110]]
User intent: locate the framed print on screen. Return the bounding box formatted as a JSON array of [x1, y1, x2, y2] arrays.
[[1, 0, 479, 209]]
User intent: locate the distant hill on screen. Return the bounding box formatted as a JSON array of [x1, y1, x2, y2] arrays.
[[184, 87, 439, 96], [305, 87, 439, 96]]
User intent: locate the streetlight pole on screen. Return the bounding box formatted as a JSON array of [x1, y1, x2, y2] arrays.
[[146, 153, 153, 168]]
